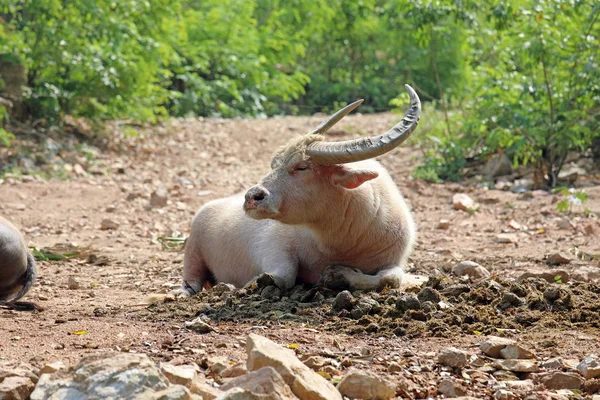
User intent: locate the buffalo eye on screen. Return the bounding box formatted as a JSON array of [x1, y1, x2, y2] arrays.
[[293, 164, 310, 172]]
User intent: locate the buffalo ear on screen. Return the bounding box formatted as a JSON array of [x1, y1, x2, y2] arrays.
[[331, 167, 379, 189]]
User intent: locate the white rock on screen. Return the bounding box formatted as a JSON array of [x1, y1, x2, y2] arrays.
[[160, 363, 197, 387], [493, 389, 517, 400], [453, 193, 477, 211], [438, 379, 467, 397], [504, 380, 534, 391], [541, 358, 563, 370], [493, 359, 538, 372], [437, 219, 451, 230], [245, 334, 342, 400], [220, 364, 248, 378], [184, 317, 215, 333], [499, 344, 536, 360], [68, 276, 81, 290], [495, 233, 518, 244], [480, 336, 516, 358], [536, 371, 583, 390], [337, 368, 396, 400], [145, 385, 200, 400], [577, 355, 600, 379], [39, 361, 66, 375], [453, 261, 491, 280], [0, 376, 35, 400], [190, 379, 222, 400], [220, 366, 297, 400], [438, 347, 471, 368], [0, 360, 38, 384], [30, 353, 170, 400]]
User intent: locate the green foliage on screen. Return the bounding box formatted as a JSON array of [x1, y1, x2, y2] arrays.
[[556, 188, 589, 214]]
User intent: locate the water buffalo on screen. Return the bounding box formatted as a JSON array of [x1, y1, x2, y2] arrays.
[[0, 216, 37, 304], [174, 85, 421, 297]]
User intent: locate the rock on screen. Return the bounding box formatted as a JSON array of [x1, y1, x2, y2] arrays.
[[190, 379, 222, 399], [220, 367, 297, 400], [541, 358, 563, 370], [547, 252, 572, 266], [160, 363, 197, 387], [30, 353, 170, 400], [146, 385, 199, 400], [220, 364, 248, 378], [396, 294, 420, 312], [493, 359, 539, 372], [216, 387, 263, 399], [557, 218, 575, 230], [0, 376, 35, 400], [493, 389, 517, 400], [484, 153, 512, 178], [500, 292, 525, 308], [441, 284, 471, 297], [68, 276, 82, 290], [453, 261, 491, 280], [39, 361, 66, 375], [417, 287, 441, 303], [585, 224, 596, 235], [337, 368, 396, 400], [438, 347, 471, 368], [504, 380, 534, 391], [495, 181, 512, 191], [577, 355, 600, 379], [100, 219, 119, 230], [508, 220, 521, 230], [495, 233, 518, 244], [437, 219, 450, 230], [518, 270, 570, 284], [453, 194, 477, 211], [480, 336, 516, 358], [492, 370, 519, 381], [150, 185, 169, 208], [387, 362, 403, 373], [537, 371, 583, 390], [302, 356, 330, 372], [184, 317, 215, 333], [261, 286, 281, 300], [500, 344, 536, 360], [245, 333, 342, 400], [438, 379, 467, 397], [510, 178, 534, 193], [332, 290, 354, 311]]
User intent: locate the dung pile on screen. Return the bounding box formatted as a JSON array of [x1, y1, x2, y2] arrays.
[[148, 275, 600, 338]]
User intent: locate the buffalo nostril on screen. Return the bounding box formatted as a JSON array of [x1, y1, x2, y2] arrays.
[[253, 192, 266, 202]]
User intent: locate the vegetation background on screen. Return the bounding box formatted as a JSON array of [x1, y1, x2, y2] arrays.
[[1, 0, 598, 186]]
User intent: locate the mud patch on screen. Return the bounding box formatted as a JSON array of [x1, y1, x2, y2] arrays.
[[142, 276, 600, 339]]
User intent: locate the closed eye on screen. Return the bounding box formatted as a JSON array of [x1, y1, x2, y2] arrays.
[[295, 166, 309, 171]]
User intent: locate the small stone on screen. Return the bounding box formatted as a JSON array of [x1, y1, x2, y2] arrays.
[[220, 367, 295, 400], [160, 363, 197, 387], [495, 233, 518, 244], [541, 358, 563, 370], [577, 355, 600, 379], [508, 220, 522, 230], [302, 356, 330, 372], [190, 379, 221, 400], [337, 368, 396, 400], [150, 185, 169, 208], [39, 361, 66, 375], [547, 252, 572, 265], [332, 291, 354, 311], [492, 370, 519, 381], [480, 336, 516, 358], [246, 334, 342, 400], [0, 376, 35, 400], [518, 270, 570, 284], [184, 318, 215, 333], [584, 224, 595, 235], [453, 193, 477, 211], [501, 292, 525, 308], [255, 274, 276, 288], [73, 164, 86, 177], [438, 347, 471, 368], [504, 380, 534, 391], [100, 219, 119, 230], [438, 379, 467, 397], [510, 178, 534, 193], [220, 364, 248, 378], [387, 362, 403, 373], [441, 284, 471, 297], [417, 287, 441, 303], [437, 219, 450, 230], [494, 389, 517, 400], [537, 371, 583, 390], [557, 217, 575, 230], [261, 286, 281, 300], [495, 181, 512, 191], [493, 359, 539, 372], [500, 344, 536, 360], [396, 294, 420, 312], [147, 385, 196, 400], [453, 261, 491, 280], [68, 276, 82, 290]]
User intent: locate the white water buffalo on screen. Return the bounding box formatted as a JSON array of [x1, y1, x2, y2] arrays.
[[0, 216, 37, 304], [174, 85, 421, 297]]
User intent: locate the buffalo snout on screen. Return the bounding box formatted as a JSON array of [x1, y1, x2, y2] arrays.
[[244, 186, 269, 211]]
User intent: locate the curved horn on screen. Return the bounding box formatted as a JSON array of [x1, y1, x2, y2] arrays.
[[306, 84, 421, 165], [307, 99, 364, 135]]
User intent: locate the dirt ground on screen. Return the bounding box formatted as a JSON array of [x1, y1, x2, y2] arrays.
[[1, 113, 599, 398]]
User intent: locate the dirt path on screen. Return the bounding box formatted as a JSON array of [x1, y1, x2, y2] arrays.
[[1, 114, 599, 398]]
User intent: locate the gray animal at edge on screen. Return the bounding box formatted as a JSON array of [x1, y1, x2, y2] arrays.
[[173, 85, 421, 297], [0, 216, 37, 304]]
